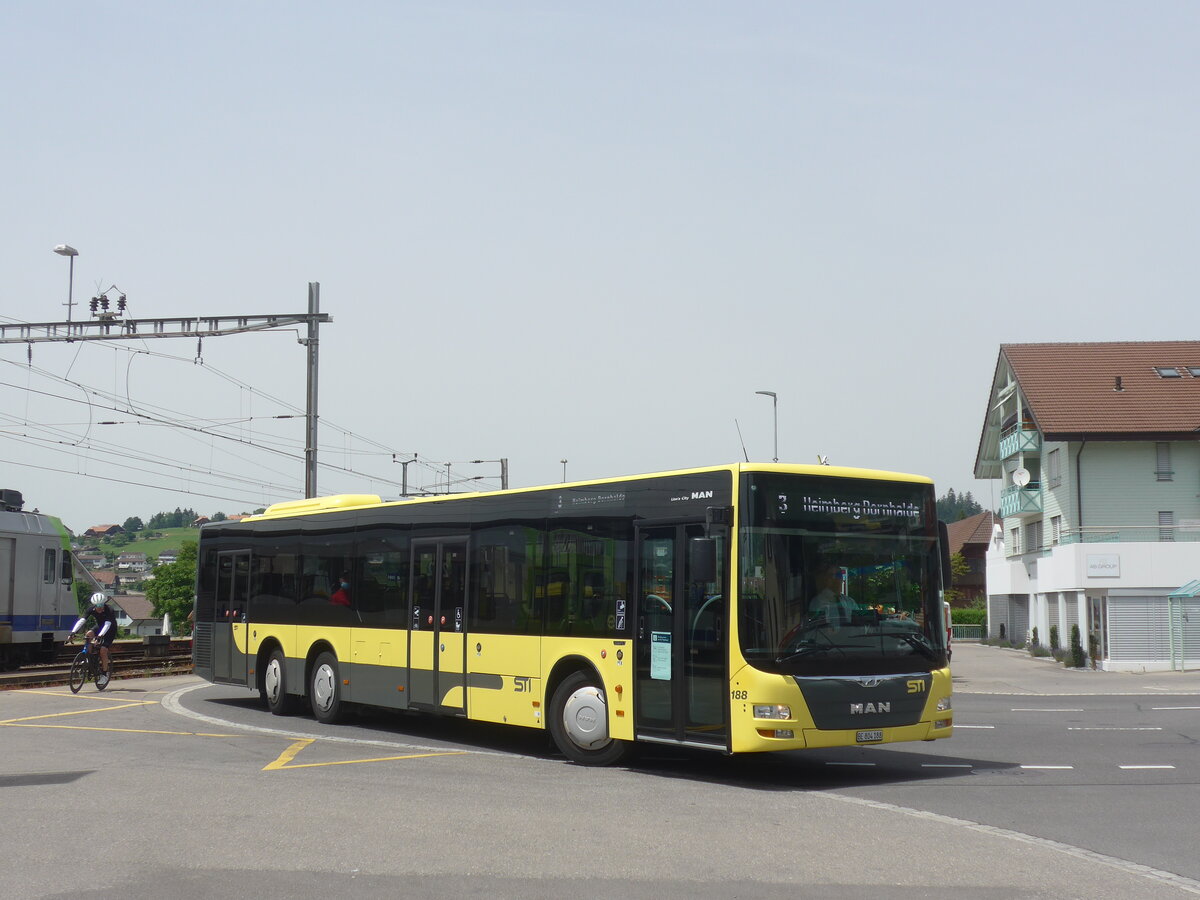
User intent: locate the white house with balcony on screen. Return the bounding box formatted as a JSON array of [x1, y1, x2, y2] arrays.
[[975, 342, 1200, 671]]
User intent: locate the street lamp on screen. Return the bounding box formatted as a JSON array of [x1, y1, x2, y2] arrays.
[[561, 459, 568, 482], [53, 244, 78, 322], [756, 390, 778, 462]]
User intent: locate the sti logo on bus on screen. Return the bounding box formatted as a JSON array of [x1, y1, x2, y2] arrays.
[[850, 702, 891, 715], [513, 676, 532, 692]]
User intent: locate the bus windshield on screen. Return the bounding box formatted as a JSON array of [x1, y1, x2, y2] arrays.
[[737, 473, 947, 676]]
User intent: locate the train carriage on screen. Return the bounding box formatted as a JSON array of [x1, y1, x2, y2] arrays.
[[0, 490, 77, 669]]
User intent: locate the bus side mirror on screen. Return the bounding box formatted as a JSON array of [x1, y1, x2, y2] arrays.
[[689, 537, 718, 584], [938, 520, 952, 590]]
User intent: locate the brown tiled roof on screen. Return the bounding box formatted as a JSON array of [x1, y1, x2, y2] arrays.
[[1002, 342, 1200, 437], [944, 511, 996, 555], [113, 593, 155, 620]]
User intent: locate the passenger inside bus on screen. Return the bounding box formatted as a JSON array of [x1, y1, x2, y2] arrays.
[[330, 572, 351, 607]]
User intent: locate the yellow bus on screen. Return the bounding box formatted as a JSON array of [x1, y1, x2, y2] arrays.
[[193, 463, 953, 764]]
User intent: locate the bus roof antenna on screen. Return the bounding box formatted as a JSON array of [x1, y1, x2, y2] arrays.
[[734, 419, 750, 462]]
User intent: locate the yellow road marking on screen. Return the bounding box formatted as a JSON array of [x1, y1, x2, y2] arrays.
[[0, 702, 156, 724], [1, 699, 233, 736], [264, 738, 468, 770], [15, 689, 149, 703], [2, 723, 237, 736], [5, 693, 467, 761]]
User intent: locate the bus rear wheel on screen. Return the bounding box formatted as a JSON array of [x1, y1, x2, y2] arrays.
[[310, 652, 343, 724], [263, 648, 297, 715], [548, 670, 630, 766]]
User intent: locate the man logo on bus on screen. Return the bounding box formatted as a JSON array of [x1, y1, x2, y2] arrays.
[[850, 702, 891, 715], [691, 490, 713, 500]]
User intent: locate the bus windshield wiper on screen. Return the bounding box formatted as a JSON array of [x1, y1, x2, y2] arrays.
[[775, 645, 835, 664], [894, 632, 937, 660]]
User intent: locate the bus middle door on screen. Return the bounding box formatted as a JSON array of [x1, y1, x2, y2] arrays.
[[408, 540, 467, 714]]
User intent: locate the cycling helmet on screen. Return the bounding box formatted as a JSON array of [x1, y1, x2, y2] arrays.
[[89, 591, 107, 608]]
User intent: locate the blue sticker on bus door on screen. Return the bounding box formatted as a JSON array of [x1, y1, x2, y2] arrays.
[[650, 631, 672, 680]]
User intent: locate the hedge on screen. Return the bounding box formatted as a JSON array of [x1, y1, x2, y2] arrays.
[[948, 607, 986, 626]]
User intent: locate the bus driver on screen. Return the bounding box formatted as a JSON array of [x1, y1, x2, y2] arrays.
[[808, 566, 857, 626]]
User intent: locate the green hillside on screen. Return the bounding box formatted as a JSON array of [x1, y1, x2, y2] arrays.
[[79, 526, 196, 565]]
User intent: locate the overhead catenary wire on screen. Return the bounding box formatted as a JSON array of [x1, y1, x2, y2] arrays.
[[0, 456, 271, 507], [0, 331, 504, 505]]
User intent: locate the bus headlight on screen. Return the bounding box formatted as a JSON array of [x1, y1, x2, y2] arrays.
[[753, 705, 792, 720], [936, 696, 952, 711]]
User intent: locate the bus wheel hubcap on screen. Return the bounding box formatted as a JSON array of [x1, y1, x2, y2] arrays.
[[563, 686, 608, 749], [265, 660, 281, 702], [313, 665, 335, 711]]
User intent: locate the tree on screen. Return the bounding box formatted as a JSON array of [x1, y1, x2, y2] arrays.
[[74, 581, 95, 613], [147, 507, 198, 529], [944, 551, 971, 605], [210, 511, 227, 522], [936, 489, 985, 522], [123, 516, 144, 532], [145, 541, 198, 633]]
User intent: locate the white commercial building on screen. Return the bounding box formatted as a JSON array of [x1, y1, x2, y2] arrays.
[[975, 342, 1200, 672]]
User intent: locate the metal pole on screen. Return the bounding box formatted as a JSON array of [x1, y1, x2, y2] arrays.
[[772, 394, 778, 462], [403, 455, 415, 496], [756, 390, 778, 462], [304, 282, 320, 498], [501, 457, 508, 490], [66, 255, 75, 323]]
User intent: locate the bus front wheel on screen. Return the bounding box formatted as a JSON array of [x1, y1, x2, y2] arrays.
[[548, 670, 631, 766]]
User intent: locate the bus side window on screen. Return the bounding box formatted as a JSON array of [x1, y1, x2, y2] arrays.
[[470, 529, 535, 634]]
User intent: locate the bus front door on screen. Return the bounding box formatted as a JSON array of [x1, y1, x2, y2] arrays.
[[213, 550, 251, 685], [634, 523, 728, 748], [408, 540, 467, 713]]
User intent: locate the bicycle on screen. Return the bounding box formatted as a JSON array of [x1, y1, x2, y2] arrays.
[[68, 633, 111, 693]]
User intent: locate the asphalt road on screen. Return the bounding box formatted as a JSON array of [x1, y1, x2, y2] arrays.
[[2, 643, 1198, 899]]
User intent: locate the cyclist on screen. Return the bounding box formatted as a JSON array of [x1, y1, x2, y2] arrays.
[[68, 592, 118, 679]]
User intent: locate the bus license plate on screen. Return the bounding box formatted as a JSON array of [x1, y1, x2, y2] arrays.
[[856, 730, 883, 743]]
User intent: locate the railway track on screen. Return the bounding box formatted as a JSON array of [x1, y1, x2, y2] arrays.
[[0, 639, 194, 690]]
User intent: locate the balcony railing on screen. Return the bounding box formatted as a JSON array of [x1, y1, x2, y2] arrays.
[[999, 425, 1041, 459], [1000, 482, 1042, 517], [1058, 526, 1200, 544]]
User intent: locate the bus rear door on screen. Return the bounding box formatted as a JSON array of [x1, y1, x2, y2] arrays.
[[408, 539, 468, 714], [213, 550, 251, 685]]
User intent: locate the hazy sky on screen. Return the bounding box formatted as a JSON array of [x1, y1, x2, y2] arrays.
[[3, 2, 1198, 534]]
